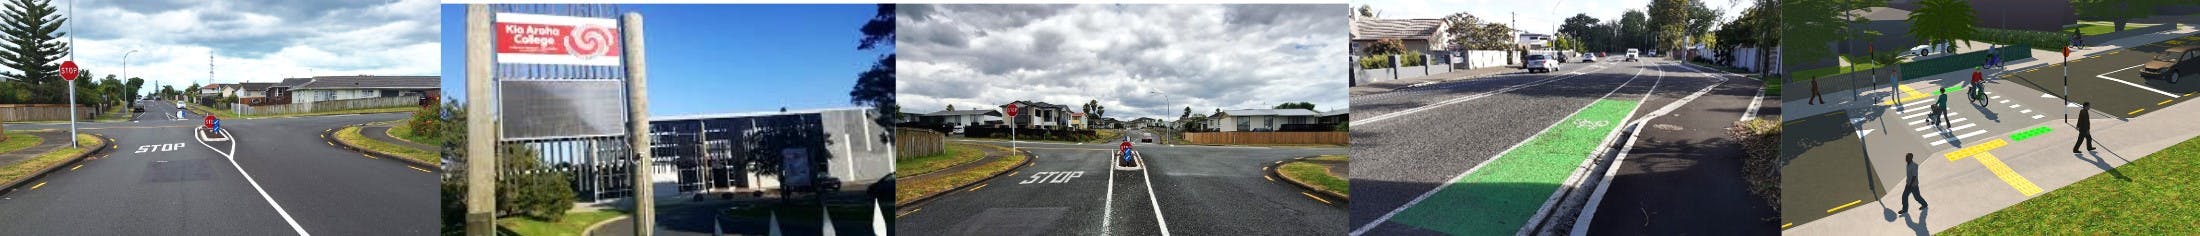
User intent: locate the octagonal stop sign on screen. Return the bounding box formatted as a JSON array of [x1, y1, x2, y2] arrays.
[[60, 61, 78, 81]]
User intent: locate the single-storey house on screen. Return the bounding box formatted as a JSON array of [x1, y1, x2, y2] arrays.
[[1211, 108, 1323, 132], [919, 109, 1002, 127], [288, 76, 440, 104], [1002, 101, 1072, 129], [1351, 17, 1451, 58]]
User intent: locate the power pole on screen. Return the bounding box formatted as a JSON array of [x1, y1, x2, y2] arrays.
[[462, 5, 498, 236], [623, 12, 656, 236]]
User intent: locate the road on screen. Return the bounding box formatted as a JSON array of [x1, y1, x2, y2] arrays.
[[895, 134, 1346, 235], [1350, 58, 1773, 235], [0, 100, 437, 235], [2002, 33, 2200, 118]]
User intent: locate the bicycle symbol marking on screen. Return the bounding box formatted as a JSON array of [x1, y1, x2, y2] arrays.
[[1573, 119, 1610, 128]]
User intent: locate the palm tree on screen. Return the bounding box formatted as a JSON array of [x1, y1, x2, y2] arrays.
[[1909, 0, 1978, 51]]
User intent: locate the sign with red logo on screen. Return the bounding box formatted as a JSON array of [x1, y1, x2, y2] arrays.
[[1006, 103, 1019, 117], [494, 13, 623, 66], [59, 61, 77, 81]]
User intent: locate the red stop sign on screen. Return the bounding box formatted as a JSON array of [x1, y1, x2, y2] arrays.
[[1005, 103, 1019, 117], [1120, 140, 1132, 151], [59, 61, 78, 81]]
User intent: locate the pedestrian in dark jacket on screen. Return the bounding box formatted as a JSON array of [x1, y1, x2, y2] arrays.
[[1899, 153, 1928, 215], [2075, 102, 2096, 153], [1810, 76, 1825, 105]]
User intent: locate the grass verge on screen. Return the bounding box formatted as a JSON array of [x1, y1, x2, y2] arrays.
[[498, 210, 625, 236], [336, 126, 439, 164], [894, 143, 1025, 205], [0, 134, 96, 184], [1279, 155, 1349, 197], [1940, 134, 2200, 235], [388, 121, 440, 146], [0, 132, 40, 154], [894, 142, 984, 177]]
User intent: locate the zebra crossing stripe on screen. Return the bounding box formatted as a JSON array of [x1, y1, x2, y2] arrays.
[[1930, 130, 1990, 146]]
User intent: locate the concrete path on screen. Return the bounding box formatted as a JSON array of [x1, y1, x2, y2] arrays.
[[1351, 66, 1526, 96], [898, 142, 1005, 185]]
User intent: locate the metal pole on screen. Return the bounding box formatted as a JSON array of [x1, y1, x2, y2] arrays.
[[66, 0, 75, 148], [623, 12, 656, 236], [462, 5, 497, 236]]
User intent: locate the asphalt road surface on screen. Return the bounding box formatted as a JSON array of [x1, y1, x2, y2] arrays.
[[1351, 58, 1771, 235], [0, 101, 436, 235], [2003, 33, 2200, 118], [896, 134, 1345, 235], [1584, 63, 1779, 235]]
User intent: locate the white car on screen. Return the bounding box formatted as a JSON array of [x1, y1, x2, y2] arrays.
[[1626, 48, 1641, 59], [1525, 54, 1559, 73]]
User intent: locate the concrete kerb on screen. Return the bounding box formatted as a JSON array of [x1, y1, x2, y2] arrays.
[[0, 133, 111, 196], [894, 147, 1033, 214], [1267, 155, 1347, 203], [580, 215, 633, 236], [324, 123, 442, 171]]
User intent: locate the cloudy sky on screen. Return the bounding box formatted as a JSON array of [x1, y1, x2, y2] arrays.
[[1351, 0, 1755, 35], [898, 4, 1348, 121], [48, 0, 437, 94]]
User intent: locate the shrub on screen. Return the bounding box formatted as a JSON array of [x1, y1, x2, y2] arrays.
[[1731, 118, 1781, 209], [1974, 28, 2067, 51]]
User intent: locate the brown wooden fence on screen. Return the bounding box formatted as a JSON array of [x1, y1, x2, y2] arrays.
[[896, 127, 945, 158], [1184, 131, 1348, 145], [0, 104, 93, 121], [233, 96, 422, 116]]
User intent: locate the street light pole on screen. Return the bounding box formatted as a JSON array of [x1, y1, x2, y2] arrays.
[[126, 49, 138, 96]]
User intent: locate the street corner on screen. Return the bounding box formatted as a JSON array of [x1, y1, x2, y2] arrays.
[[1778, 110, 1885, 229], [1268, 155, 1348, 205]]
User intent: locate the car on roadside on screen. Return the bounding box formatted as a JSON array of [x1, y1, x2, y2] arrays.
[[2141, 45, 2200, 84], [1141, 133, 1155, 143], [132, 103, 145, 113], [1525, 54, 1560, 73], [1581, 54, 1596, 62]]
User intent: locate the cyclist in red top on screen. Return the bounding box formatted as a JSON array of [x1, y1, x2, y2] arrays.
[[1970, 67, 1987, 104]]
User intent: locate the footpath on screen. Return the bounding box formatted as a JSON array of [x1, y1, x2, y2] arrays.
[[1351, 65, 1521, 96]]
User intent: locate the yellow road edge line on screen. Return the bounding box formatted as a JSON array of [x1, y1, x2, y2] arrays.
[[966, 183, 988, 192], [2162, 99, 2176, 106], [1827, 199, 1863, 213], [1266, 175, 1276, 182], [896, 209, 919, 218], [1782, 222, 1793, 229], [1300, 192, 1334, 204], [409, 166, 431, 173], [70, 164, 82, 171], [1007, 171, 1018, 177], [364, 154, 377, 159], [1975, 153, 2044, 196], [2130, 108, 2146, 115], [30, 182, 45, 189]]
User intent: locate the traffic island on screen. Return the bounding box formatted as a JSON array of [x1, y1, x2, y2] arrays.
[[1270, 155, 1348, 204], [0, 132, 110, 195], [326, 124, 441, 170], [893, 143, 1030, 212]]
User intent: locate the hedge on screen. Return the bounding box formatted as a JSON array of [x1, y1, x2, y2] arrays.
[[1900, 44, 2033, 79], [1358, 51, 1428, 69], [1974, 28, 2069, 51]]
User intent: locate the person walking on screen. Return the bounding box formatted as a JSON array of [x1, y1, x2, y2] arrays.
[[2075, 102, 2097, 153], [1934, 85, 1950, 128], [1810, 76, 1825, 105], [1899, 153, 1929, 216], [1892, 66, 1904, 113]]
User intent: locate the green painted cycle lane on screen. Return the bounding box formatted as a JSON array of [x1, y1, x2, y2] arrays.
[[1389, 98, 1640, 235]]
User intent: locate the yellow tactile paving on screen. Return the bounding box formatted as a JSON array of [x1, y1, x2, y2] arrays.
[[1882, 84, 1935, 105], [1945, 139, 2009, 161], [1974, 153, 2044, 196]]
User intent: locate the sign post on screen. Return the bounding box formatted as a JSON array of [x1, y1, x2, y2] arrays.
[[2063, 46, 2071, 121], [61, 61, 78, 148], [1006, 103, 1019, 149]]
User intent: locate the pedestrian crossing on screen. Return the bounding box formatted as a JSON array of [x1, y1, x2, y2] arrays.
[[1889, 90, 2042, 147]]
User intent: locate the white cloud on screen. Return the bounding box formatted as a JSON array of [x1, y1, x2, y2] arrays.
[[32, 0, 437, 93], [897, 4, 1348, 121], [1352, 0, 1755, 34]]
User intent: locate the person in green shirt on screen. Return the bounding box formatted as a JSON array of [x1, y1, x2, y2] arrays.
[[1933, 85, 1950, 128]]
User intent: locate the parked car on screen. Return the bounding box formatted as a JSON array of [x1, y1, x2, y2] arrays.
[[1581, 54, 1597, 63], [1141, 133, 1155, 143], [2141, 45, 2200, 83], [1525, 54, 1560, 73], [132, 103, 144, 113], [1626, 48, 1641, 59]]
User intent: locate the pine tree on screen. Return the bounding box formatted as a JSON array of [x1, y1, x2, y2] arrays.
[[0, 0, 69, 103]]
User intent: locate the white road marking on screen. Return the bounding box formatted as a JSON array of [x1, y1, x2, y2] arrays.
[[2021, 109, 2033, 113], [1904, 99, 1933, 108], [193, 127, 311, 235], [1351, 64, 1652, 236], [1139, 152, 1171, 236], [2096, 64, 2180, 97], [2032, 115, 2046, 119], [2010, 104, 2022, 109], [1103, 153, 1115, 235]]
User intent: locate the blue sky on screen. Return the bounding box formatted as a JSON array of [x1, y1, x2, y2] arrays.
[[438, 4, 888, 116]]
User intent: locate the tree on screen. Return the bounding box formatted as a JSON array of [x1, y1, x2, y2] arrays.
[[1443, 12, 1518, 50], [851, 4, 896, 138], [1783, 0, 1851, 83], [1273, 102, 1317, 111], [0, 0, 69, 103], [1357, 5, 1375, 18], [1649, 0, 1690, 57], [1685, 1, 1723, 46], [945, 104, 954, 111], [2075, 0, 2169, 32], [492, 144, 574, 221], [1909, 0, 1977, 50], [1619, 10, 1650, 50], [124, 77, 143, 102], [1182, 106, 1192, 119], [1362, 38, 1406, 55], [1560, 14, 1605, 52]]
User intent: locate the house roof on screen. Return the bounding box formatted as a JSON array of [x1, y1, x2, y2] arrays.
[[923, 110, 1001, 116], [1217, 109, 1322, 117], [1006, 100, 1071, 110], [293, 76, 439, 90], [1319, 108, 1350, 116], [272, 78, 312, 88], [1352, 18, 1445, 41], [239, 82, 276, 91]]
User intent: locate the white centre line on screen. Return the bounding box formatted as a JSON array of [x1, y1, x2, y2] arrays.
[[194, 127, 311, 236], [2096, 64, 2181, 97], [1138, 152, 1170, 236]]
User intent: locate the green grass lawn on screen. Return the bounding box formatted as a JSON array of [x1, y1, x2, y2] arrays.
[[498, 210, 625, 236], [1279, 155, 1349, 197], [895, 143, 1025, 205], [0, 134, 96, 184], [1940, 134, 2200, 235], [2067, 21, 2159, 37], [895, 143, 984, 177], [335, 126, 439, 164], [0, 132, 40, 155], [1791, 57, 1884, 82]]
